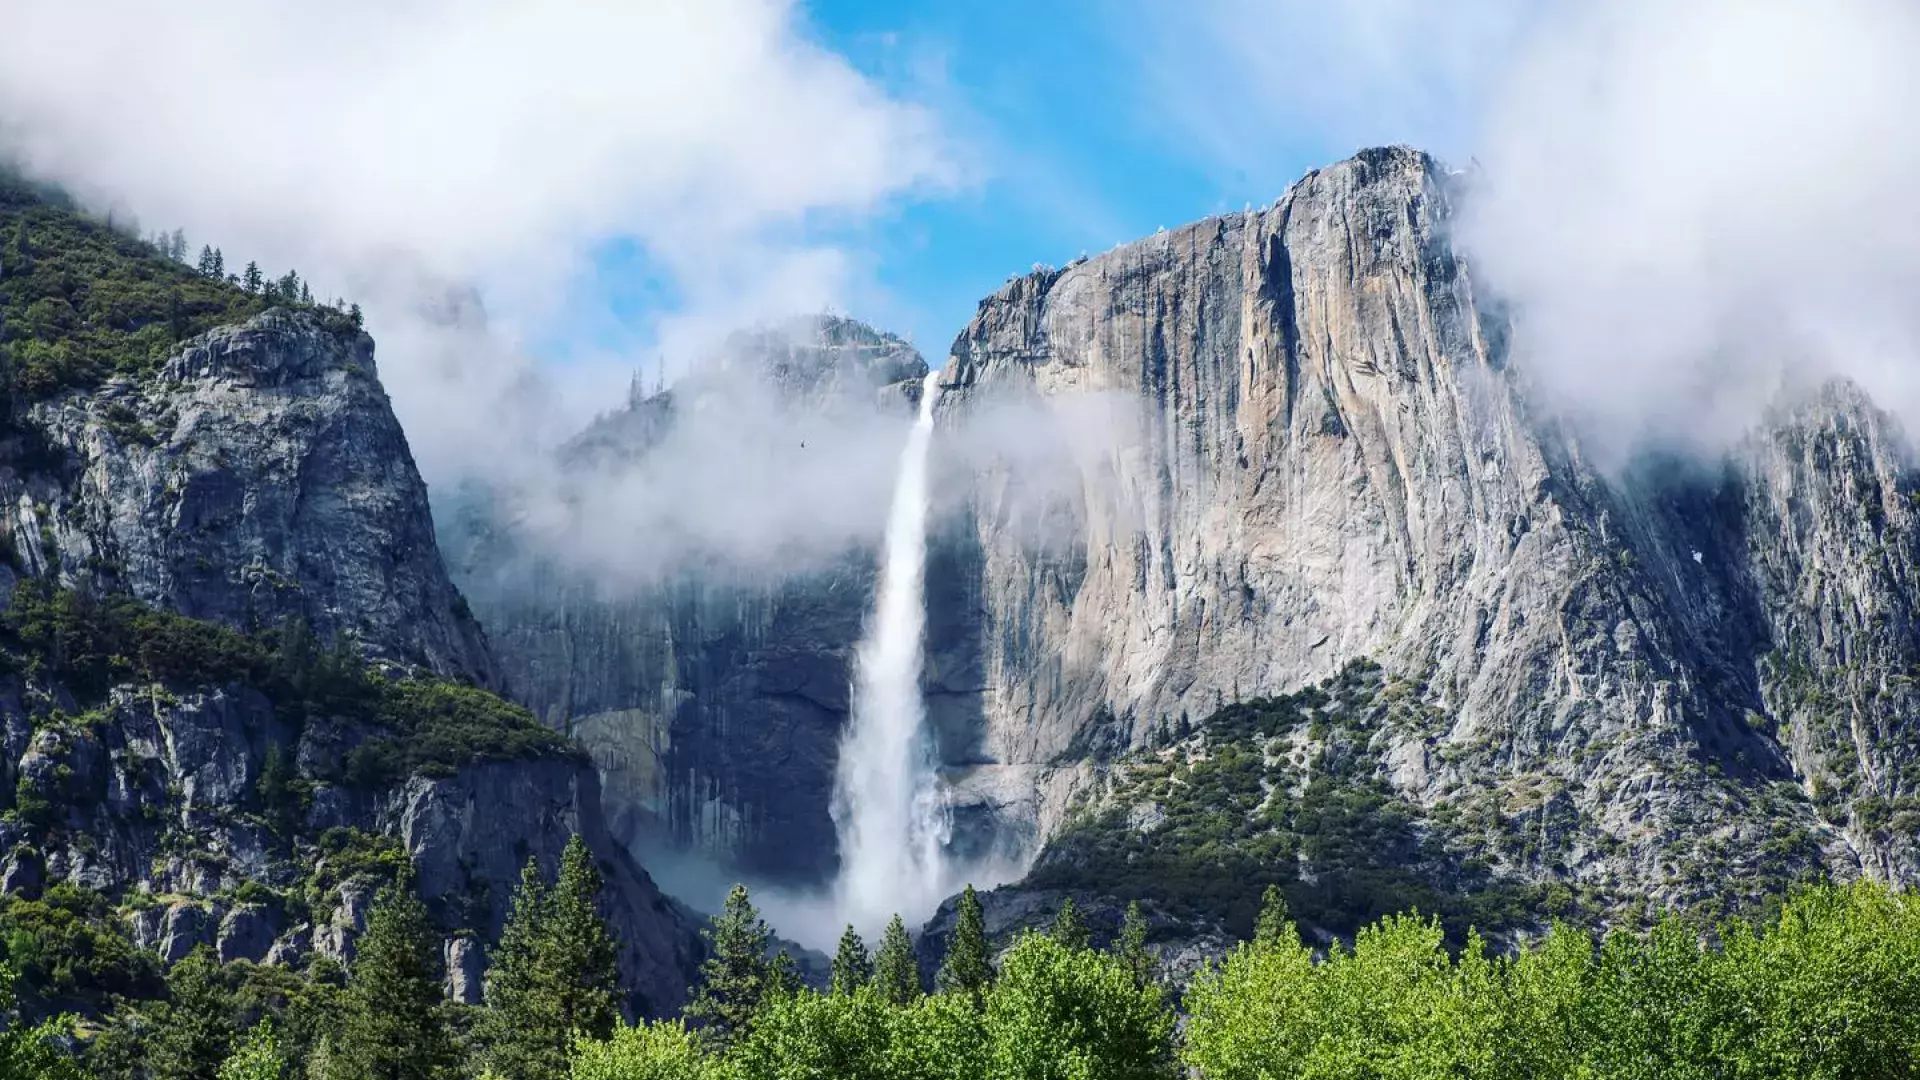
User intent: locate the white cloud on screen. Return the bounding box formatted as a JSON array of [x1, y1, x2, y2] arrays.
[[0, 0, 954, 478], [1132, 0, 1920, 460], [1462, 0, 1920, 458], [1130, 0, 1537, 182]]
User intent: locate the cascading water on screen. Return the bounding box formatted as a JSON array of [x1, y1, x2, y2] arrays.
[[831, 369, 950, 933]]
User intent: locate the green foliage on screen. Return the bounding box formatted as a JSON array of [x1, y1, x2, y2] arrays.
[[1117, 902, 1154, 989], [216, 1019, 287, 1080], [871, 915, 921, 1007], [330, 865, 459, 1080], [1029, 661, 1540, 940], [1048, 897, 1089, 952], [983, 932, 1177, 1080], [0, 171, 347, 402], [0, 582, 575, 787], [726, 987, 897, 1080], [1183, 880, 1920, 1080], [143, 946, 247, 1080], [684, 885, 787, 1048], [0, 883, 162, 1008], [829, 926, 872, 998], [0, 961, 84, 1079], [568, 1021, 713, 1080], [478, 837, 623, 1080], [935, 886, 991, 1003]]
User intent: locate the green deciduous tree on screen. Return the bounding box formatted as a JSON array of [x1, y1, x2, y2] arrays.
[[936, 886, 992, 1004], [985, 932, 1176, 1080], [568, 1020, 713, 1080], [830, 926, 872, 997], [872, 915, 921, 1007], [332, 864, 458, 1080], [217, 1020, 287, 1080]]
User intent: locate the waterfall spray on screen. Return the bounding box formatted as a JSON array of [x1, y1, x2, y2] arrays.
[[832, 369, 949, 933]]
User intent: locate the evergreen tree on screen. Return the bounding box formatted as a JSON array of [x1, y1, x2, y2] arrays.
[[242, 262, 263, 294], [476, 856, 552, 1080], [937, 885, 993, 1003], [1049, 897, 1089, 952], [873, 914, 922, 1006], [170, 229, 188, 262], [1117, 901, 1155, 989], [332, 864, 457, 1080], [684, 884, 780, 1048], [300, 282, 313, 305], [148, 947, 238, 1080], [279, 271, 300, 303], [349, 303, 364, 329], [198, 245, 219, 278], [212, 248, 225, 279], [1254, 884, 1292, 948], [829, 926, 872, 996], [546, 836, 622, 1038]]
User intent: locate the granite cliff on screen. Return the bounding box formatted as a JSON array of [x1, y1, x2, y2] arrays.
[[458, 147, 1920, 949]]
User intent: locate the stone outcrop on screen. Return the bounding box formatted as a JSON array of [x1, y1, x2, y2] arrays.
[[7, 309, 495, 684], [931, 146, 1919, 910], [0, 308, 702, 1015]]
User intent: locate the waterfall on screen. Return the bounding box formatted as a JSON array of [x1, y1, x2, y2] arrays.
[[831, 369, 950, 933]]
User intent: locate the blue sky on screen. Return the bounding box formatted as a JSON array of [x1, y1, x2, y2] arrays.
[[575, 0, 1496, 363]]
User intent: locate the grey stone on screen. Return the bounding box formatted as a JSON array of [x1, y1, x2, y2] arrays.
[[445, 936, 485, 1005], [217, 904, 281, 964], [159, 902, 219, 964]]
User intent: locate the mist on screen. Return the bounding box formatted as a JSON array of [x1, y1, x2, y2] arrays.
[[0, 0, 952, 486], [1460, 0, 1920, 462]]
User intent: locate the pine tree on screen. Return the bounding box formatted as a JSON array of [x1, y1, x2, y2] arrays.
[[170, 229, 188, 262], [476, 857, 552, 1080], [1254, 885, 1292, 948], [148, 946, 238, 1080], [873, 914, 921, 1006], [937, 885, 993, 1003], [333, 864, 457, 1080], [830, 926, 872, 996], [1050, 897, 1089, 952], [348, 303, 364, 329], [546, 836, 622, 1038], [300, 282, 313, 305], [684, 884, 779, 1047], [242, 262, 263, 295], [198, 245, 219, 278], [211, 248, 225, 279], [1117, 901, 1154, 988]]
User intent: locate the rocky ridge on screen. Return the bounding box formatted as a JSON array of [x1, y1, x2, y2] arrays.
[[0, 301, 701, 1013]]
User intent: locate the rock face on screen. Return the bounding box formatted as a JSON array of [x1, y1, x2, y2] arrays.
[[459, 147, 1920, 932], [932, 146, 1917, 910], [7, 309, 495, 685], [446, 316, 926, 888], [0, 308, 701, 1015]]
